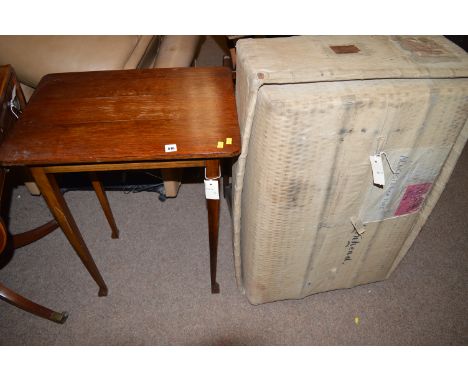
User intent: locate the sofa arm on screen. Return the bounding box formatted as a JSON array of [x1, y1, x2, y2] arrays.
[[0, 36, 155, 88]]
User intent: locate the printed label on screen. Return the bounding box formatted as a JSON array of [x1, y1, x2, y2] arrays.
[[359, 147, 449, 223], [394, 183, 432, 216], [165, 144, 177, 153]]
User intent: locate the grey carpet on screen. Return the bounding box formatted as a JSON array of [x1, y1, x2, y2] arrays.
[[0, 143, 467, 345]]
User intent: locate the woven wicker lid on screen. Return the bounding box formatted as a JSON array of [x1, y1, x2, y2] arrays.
[[236, 36, 468, 84]]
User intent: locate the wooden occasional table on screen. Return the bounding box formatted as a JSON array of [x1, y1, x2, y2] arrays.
[[0, 67, 240, 296]]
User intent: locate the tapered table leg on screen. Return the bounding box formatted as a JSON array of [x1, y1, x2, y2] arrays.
[[206, 160, 220, 294], [0, 282, 68, 324], [30, 167, 108, 297], [89, 172, 119, 239]]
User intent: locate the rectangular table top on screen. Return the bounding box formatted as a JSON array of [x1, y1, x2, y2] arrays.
[[0, 67, 240, 166]]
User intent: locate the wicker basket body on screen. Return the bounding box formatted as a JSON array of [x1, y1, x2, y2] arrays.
[[233, 36, 468, 304]]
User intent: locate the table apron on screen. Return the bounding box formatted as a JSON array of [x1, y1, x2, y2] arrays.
[[36, 160, 208, 174]]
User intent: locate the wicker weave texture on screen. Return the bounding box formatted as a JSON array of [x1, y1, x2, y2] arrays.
[[233, 36, 468, 304]]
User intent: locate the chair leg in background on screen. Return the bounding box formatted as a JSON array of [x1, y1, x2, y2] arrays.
[[0, 282, 68, 324], [161, 168, 182, 198]]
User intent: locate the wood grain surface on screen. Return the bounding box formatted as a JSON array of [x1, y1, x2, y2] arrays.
[[0, 67, 240, 166]]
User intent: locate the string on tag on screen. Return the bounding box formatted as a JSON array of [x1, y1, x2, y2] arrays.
[[379, 152, 397, 174], [204, 166, 221, 180]]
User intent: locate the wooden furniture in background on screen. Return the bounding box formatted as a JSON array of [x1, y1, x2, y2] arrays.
[[0, 169, 66, 323], [0, 65, 65, 323], [0, 67, 240, 297], [0, 65, 121, 323]]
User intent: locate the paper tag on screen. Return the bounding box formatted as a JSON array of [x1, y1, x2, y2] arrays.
[[165, 144, 177, 153], [204, 179, 219, 200], [370, 155, 385, 186]]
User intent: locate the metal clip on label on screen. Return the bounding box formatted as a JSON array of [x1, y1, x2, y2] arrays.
[[8, 85, 21, 119], [204, 165, 221, 180]]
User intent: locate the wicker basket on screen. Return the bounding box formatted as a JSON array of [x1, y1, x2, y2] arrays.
[[233, 36, 468, 304]]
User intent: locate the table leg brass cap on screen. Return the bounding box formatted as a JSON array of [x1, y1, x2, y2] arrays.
[[51, 311, 69, 324]]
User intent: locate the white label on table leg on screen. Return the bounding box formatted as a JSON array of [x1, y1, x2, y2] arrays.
[[165, 144, 177, 153], [204, 179, 219, 200]]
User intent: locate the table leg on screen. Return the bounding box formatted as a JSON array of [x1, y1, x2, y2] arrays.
[[206, 159, 220, 294], [30, 167, 108, 297], [89, 172, 119, 239]]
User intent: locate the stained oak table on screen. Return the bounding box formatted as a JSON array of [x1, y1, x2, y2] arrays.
[[0, 67, 240, 296]]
